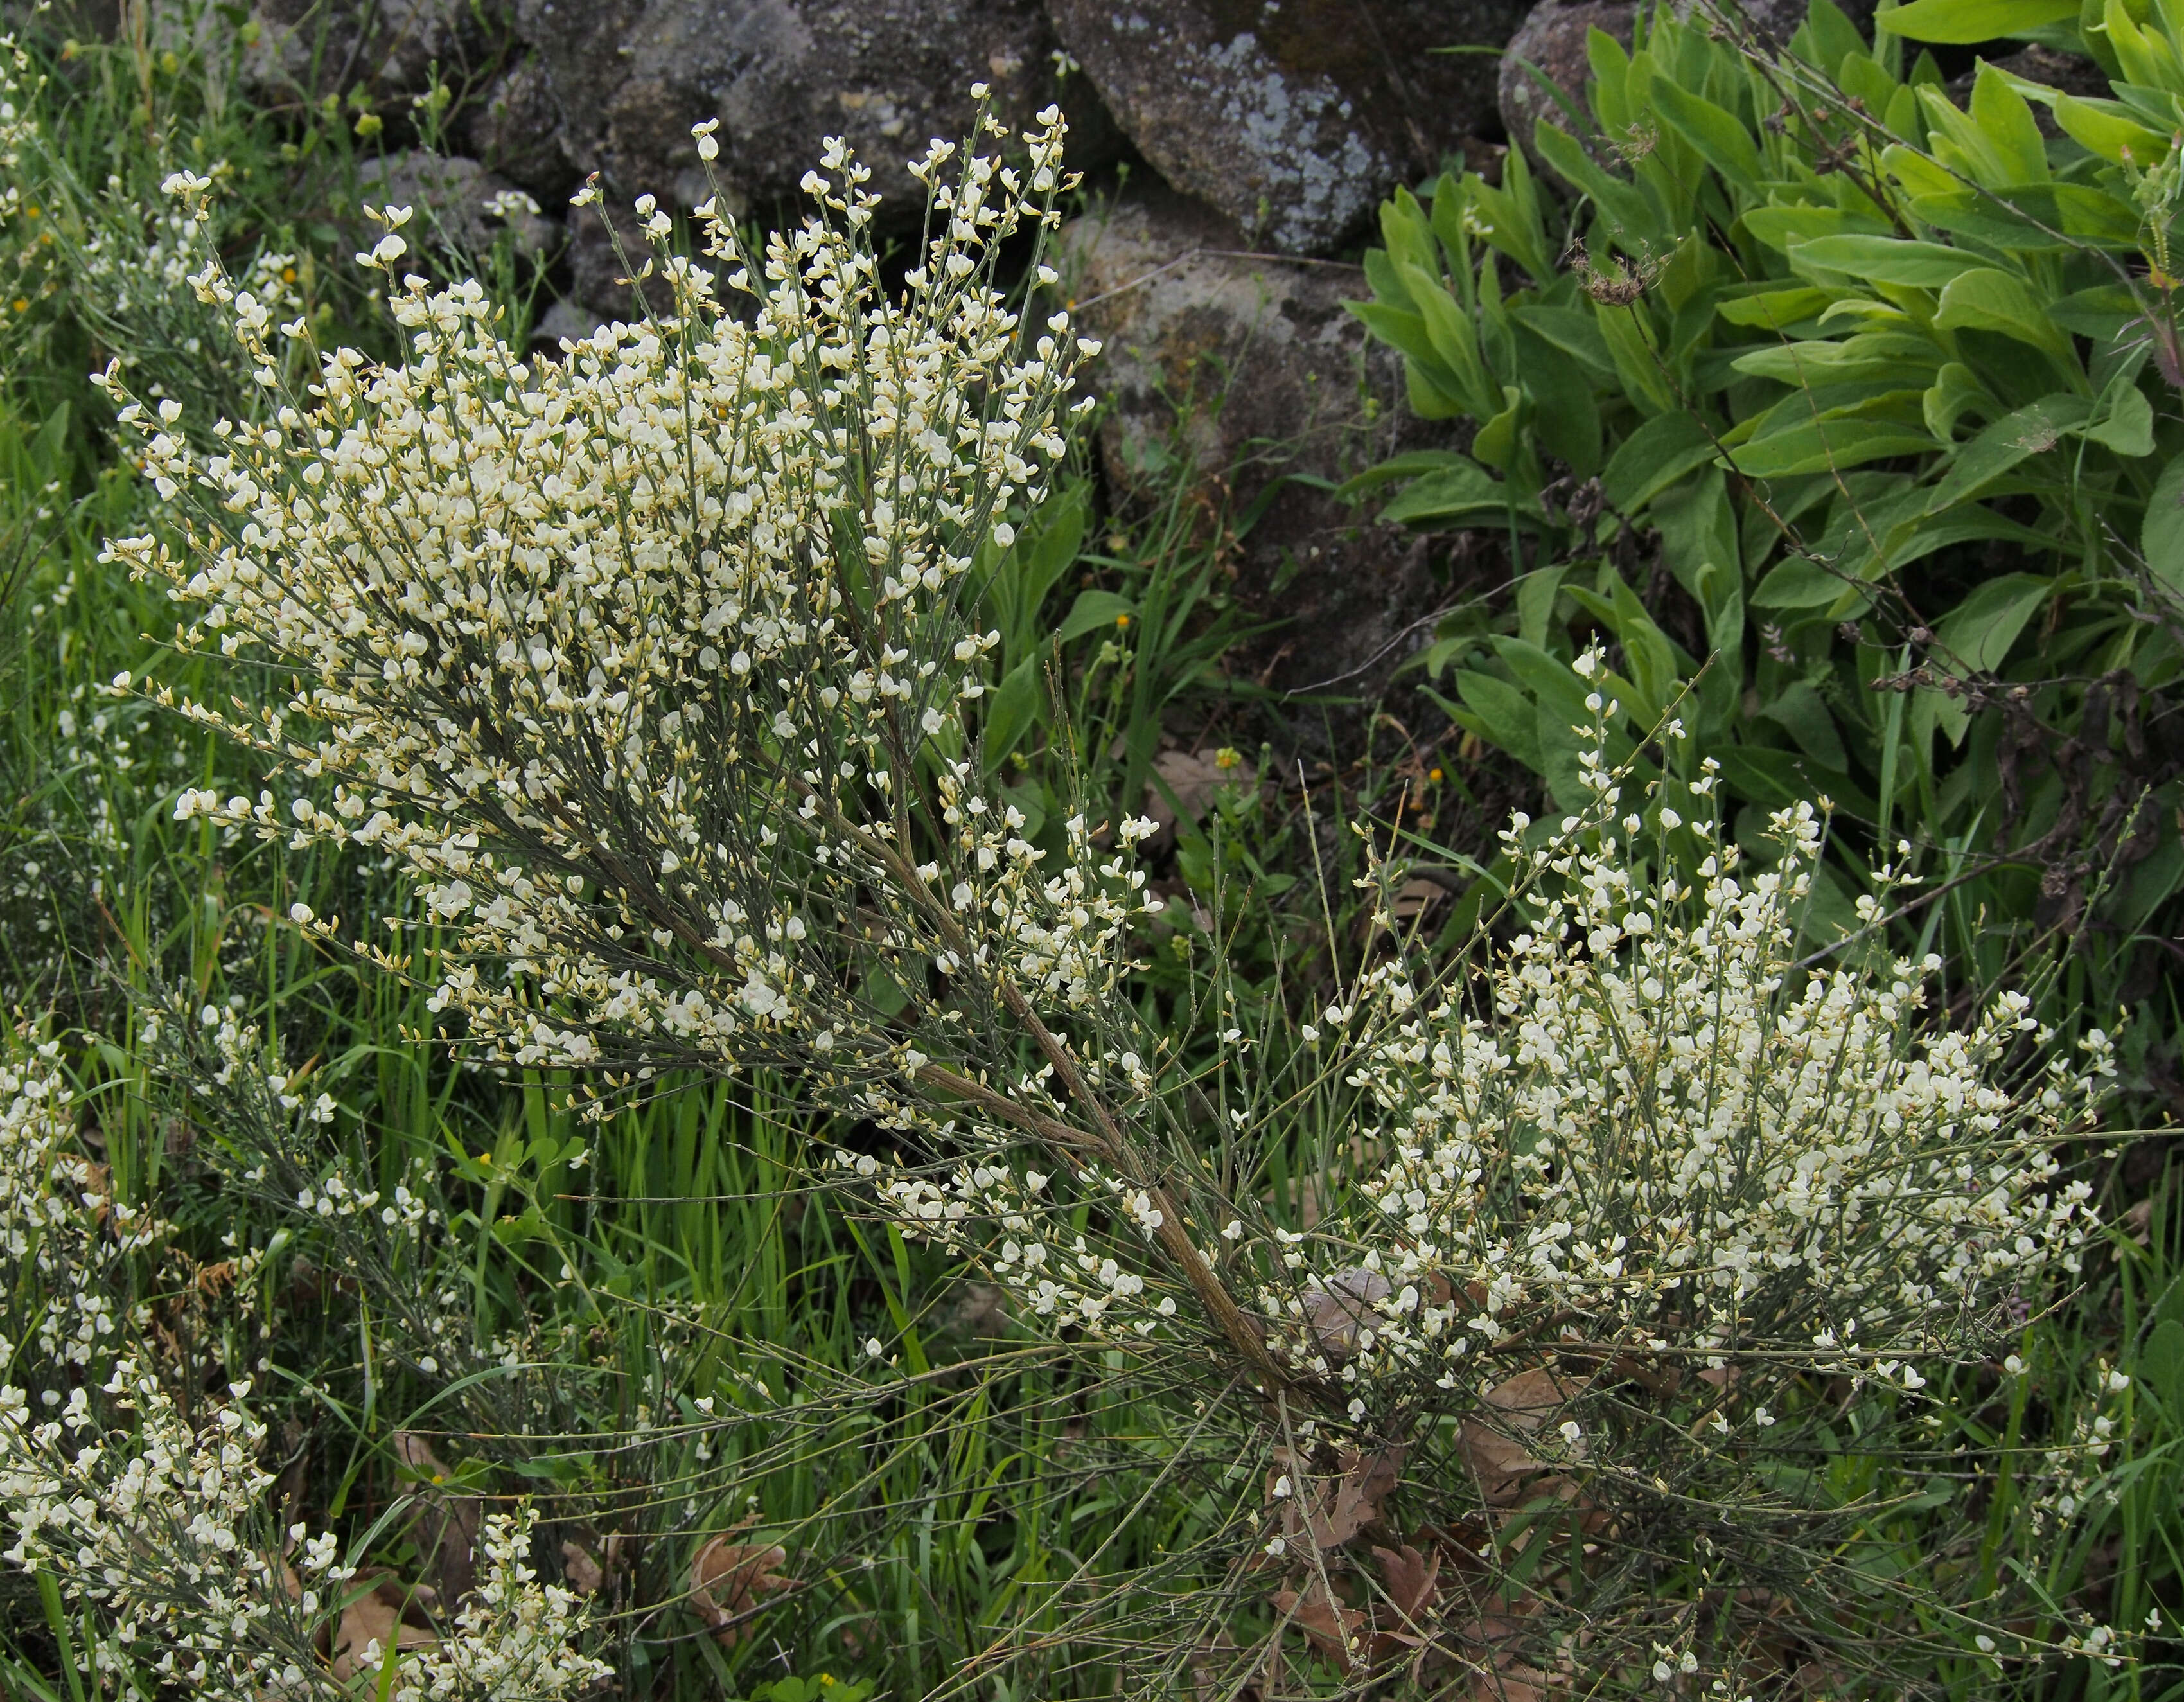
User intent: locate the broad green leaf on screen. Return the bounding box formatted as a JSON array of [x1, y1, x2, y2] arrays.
[[2085, 381, 2155, 456], [1472, 385, 1529, 474], [1535, 123, 1659, 241], [2140, 1318, 2184, 1422], [1923, 361, 1996, 441], [1715, 745, 1817, 808], [1933, 266, 2072, 355], [1335, 448, 1481, 500], [1789, 235, 1978, 286], [2052, 93, 2171, 163], [2048, 281, 2142, 339], [1910, 182, 2142, 250], [1651, 78, 1764, 187], [1401, 262, 1497, 416], [1378, 186, 1438, 278], [2106, 0, 2184, 98], [1731, 417, 1939, 477], [1880, 0, 2080, 42], [1510, 303, 1618, 381], [1969, 64, 2048, 181], [1512, 327, 1604, 475], [1055, 589, 1136, 645], [1754, 556, 1861, 607], [1348, 298, 1443, 382], [1758, 679, 1851, 772], [1927, 571, 2052, 741], [2142, 452, 2184, 593], [1454, 670, 1544, 774], [1653, 468, 1744, 665], [1595, 301, 1680, 416], [1745, 204, 1892, 253], [1717, 287, 1837, 329], [1732, 332, 1945, 386], [1516, 563, 1568, 651], [1923, 393, 2091, 513], [1800, 0, 1872, 73], [1602, 411, 1722, 513], [1381, 456, 1537, 526]]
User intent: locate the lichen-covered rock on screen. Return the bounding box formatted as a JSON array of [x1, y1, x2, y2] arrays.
[[515, 0, 1118, 218], [455, 55, 580, 203], [1046, 0, 1526, 256], [1058, 186, 1443, 710], [239, 0, 516, 107]]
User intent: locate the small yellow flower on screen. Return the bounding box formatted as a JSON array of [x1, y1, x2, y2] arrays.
[[355, 112, 384, 138], [10, 299, 25, 314], [21, 204, 37, 218], [1114, 612, 1130, 630], [1427, 766, 1445, 783], [1213, 747, 1241, 771], [281, 266, 297, 283]]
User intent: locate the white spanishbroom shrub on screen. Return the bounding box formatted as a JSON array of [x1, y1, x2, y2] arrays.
[[0, 1038, 612, 1699], [92, 96, 2121, 1690]]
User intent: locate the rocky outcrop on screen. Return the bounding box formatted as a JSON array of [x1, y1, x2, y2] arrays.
[[515, 0, 1119, 219], [1047, 0, 1526, 256], [1497, 0, 1630, 154], [455, 55, 579, 202], [1058, 186, 1443, 709], [240, 0, 517, 108]]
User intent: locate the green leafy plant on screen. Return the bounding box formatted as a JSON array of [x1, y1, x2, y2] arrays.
[[1353, 0, 2184, 1018]]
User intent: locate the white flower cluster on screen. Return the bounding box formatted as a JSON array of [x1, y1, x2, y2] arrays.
[[861, 1149, 1190, 1338], [1266, 698, 2105, 1405], [78, 194, 300, 356], [379, 1507, 613, 1702], [849, 678, 2108, 1437], [0, 1360, 335, 1692], [0, 1036, 166, 1373], [0, 1359, 606, 1698], [100, 107, 1150, 1142]]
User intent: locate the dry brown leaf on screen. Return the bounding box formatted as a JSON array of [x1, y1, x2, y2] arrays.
[[1298, 1445, 1405, 1550], [689, 1536, 792, 1645], [1273, 1574, 1366, 1671], [329, 1577, 437, 1681], [1370, 1541, 1441, 1627], [560, 1540, 604, 1595], [393, 1432, 479, 1605], [1143, 747, 1256, 842], [1299, 1268, 1391, 1361], [1461, 1369, 1580, 1509]]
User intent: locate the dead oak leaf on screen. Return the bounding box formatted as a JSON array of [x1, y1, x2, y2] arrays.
[[1273, 1573, 1367, 1671], [1461, 1369, 1581, 1509], [689, 1536, 792, 1645], [330, 1576, 437, 1681]]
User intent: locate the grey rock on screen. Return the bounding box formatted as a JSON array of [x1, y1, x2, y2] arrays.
[[516, 0, 1120, 220], [456, 55, 580, 203], [1497, 0, 1632, 156], [238, 0, 517, 107], [357, 153, 560, 260], [1046, 0, 1527, 256], [1058, 185, 1444, 709], [531, 298, 610, 348]]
